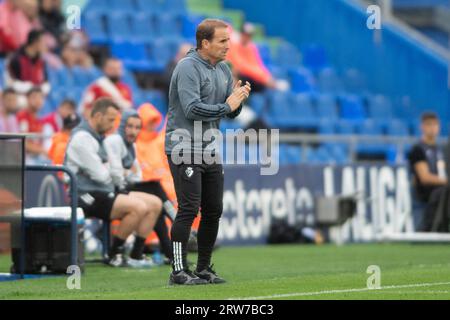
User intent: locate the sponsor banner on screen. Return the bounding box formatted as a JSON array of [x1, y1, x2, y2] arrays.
[[25, 164, 413, 245], [219, 164, 412, 245]]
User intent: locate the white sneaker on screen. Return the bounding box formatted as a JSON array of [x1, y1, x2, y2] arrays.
[[126, 255, 155, 269], [108, 254, 125, 267]]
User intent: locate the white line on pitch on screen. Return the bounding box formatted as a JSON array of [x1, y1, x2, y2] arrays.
[[229, 281, 450, 300]]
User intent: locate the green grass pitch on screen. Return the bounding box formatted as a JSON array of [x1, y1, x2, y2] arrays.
[[0, 243, 449, 300]]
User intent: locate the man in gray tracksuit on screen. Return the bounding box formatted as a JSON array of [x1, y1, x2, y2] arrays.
[[66, 98, 162, 268], [165, 19, 251, 285]]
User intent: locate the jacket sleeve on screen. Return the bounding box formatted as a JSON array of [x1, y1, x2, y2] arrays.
[[68, 132, 112, 185], [104, 135, 126, 189], [176, 62, 232, 121]]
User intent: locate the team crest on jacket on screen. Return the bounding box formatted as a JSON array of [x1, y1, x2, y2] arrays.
[[185, 167, 194, 178]]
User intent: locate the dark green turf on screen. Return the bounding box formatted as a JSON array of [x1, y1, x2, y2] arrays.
[[0, 244, 449, 300]]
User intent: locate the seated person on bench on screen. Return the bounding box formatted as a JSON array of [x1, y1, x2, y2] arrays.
[[408, 112, 448, 231], [65, 98, 162, 268], [104, 110, 174, 264]]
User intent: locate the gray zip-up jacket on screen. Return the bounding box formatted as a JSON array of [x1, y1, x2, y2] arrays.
[[165, 48, 242, 155], [65, 124, 114, 194]]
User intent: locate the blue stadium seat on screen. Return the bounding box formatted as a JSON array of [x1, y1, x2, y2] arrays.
[[318, 119, 336, 134], [326, 144, 349, 164], [182, 14, 204, 39], [343, 68, 366, 94], [106, 12, 132, 42], [356, 119, 384, 135], [336, 120, 356, 135], [256, 42, 272, 67], [84, 0, 109, 14], [318, 67, 342, 94], [386, 119, 410, 136], [302, 44, 328, 72], [410, 120, 422, 137], [339, 94, 366, 121], [275, 42, 301, 67], [248, 93, 266, 114], [155, 13, 183, 38], [71, 66, 93, 87], [82, 12, 109, 45], [165, 0, 187, 14], [269, 93, 317, 129], [267, 65, 289, 81], [148, 38, 178, 72], [315, 146, 334, 163], [135, 0, 165, 13], [367, 94, 393, 120], [278, 145, 290, 165], [56, 67, 76, 87], [305, 147, 333, 164], [356, 120, 388, 155], [316, 94, 339, 120], [130, 12, 157, 43], [122, 68, 139, 91], [111, 41, 154, 72], [40, 99, 55, 117], [288, 67, 315, 93], [46, 66, 60, 88], [110, 0, 137, 13], [286, 145, 302, 164]]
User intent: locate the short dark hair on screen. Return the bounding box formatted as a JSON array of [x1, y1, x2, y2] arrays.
[[196, 19, 228, 50], [26, 29, 45, 46], [26, 87, 43, 97], [1, 88, 16, 96], [421, 112, 439, 123], [60, 99, 76, 110], [91, 98, 120, 117], [101, 56, 121, 69]]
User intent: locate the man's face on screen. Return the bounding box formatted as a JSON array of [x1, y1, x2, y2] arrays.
[[104, 60, 123, 82], [96, 107, 119, 135], [421, 119, 440, 140], [27, 92, 44, 113], [124, 117, 142, 144], [2, 93, 18, 114], [203, 27, 230, 62], [58, 102, 75, 119]]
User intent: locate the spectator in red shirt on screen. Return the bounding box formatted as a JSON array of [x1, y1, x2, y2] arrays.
[[6, 29, 51, 107], [16, 87, 48, 163], [79, 57, 133, 120], [0, 0, 34, 56], [42, 99, 76, 150], [0, 88, 20, 133]]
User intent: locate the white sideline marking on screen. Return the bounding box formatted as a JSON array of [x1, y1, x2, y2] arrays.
[[229, 281, 450, 300]]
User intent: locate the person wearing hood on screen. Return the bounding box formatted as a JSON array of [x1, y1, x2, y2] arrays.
[[104, 108, 174, 264], [165, 19, 251, 285], [66, 98, 162, 268]]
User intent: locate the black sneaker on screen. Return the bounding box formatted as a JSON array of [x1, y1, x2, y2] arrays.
[[169, 269, 209, 286], [194, 265, 226, 284]]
